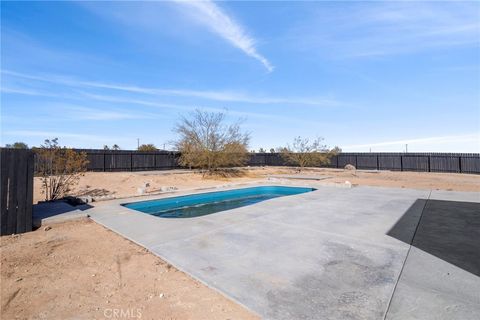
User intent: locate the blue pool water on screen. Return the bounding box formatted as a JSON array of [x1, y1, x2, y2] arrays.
[[123, 186, 315, 218]]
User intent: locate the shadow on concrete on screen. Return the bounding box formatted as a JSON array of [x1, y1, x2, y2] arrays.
[[388, 199, 480, 277], [33, 201, 92, 221]]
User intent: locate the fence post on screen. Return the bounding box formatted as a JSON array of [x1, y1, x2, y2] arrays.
[[1, 149, 34, 235], [103, 151, 106, 172], [25, 151, 33, 233], [400, 155, 403, 171], [459, 156, 462, 173], [428, 155, 431, 172], [130, 152, 133, 172], [376, 155, 379, 170]]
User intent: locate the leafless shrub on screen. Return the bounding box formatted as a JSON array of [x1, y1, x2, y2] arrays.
[[173, 110, 250, 176], [34, 138, 89, 201], [279, 136, 339, 172]]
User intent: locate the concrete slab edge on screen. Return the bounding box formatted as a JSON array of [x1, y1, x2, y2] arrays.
[[382, 190, 432, 320], [33, 211, 89, 228], [89, 216, 262, 319]]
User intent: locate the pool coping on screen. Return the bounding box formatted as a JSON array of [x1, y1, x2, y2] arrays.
[[92, 180, 321, 208]]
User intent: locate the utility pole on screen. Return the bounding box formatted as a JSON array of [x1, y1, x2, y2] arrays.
[[405, 144, 408, 153], [137, 138, 140, 150]]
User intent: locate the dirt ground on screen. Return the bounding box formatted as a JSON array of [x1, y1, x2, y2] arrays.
[[33, 169, 266, 204], [34, 167, 480, 203], [308, 167, 480, 192], [0, 218, 258, 320]]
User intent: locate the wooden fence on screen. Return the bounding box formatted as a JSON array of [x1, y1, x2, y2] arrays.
[[1, 149, 34, 235], [251, 152, 480, 173], [73, 150, 480, 174], [74, 149, 181, 171]]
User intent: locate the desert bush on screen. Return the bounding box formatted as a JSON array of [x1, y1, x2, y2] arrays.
[[173, 110, 250, 175], [5, 142, 28, 149], [279, 136, 339, 172], [138, 144, 158, 151], [34, 138, 89, 201]]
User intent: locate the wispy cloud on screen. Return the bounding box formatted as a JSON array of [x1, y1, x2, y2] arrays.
[[1, 81, 329, 127], [77, 92, 191, 111], [2, 70, 340, 107], [57, 105, 161, 121], [80, 0, 273, 71], [71, 92, 326, 127], [1, 87, 61, 98], [174, 0, 273, 72], [291, 2, 480, 58]]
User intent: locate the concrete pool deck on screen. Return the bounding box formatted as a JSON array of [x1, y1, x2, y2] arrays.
[[88, 183, 480, 319]]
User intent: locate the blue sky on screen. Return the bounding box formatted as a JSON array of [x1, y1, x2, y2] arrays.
[[1, 1, 479, 152]]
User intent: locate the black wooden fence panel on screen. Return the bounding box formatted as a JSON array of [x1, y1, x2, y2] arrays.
[[133, 153, 155, 170], [402, 155, 429, 172], [87, 153, 104, 171], [249, 154, 262, 166], [430, 156, 459, 173], [461, 157, 480, 174], [58, 150, 480, 174], [378, 155, 402, 171], [356, 155, 378, 170], [0, 149, 34, 235]]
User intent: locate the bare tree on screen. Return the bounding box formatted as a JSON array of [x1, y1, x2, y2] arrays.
[[112, 144, 121, 150], [35, 138, 89, 201], [331, 146, 342, 154], [173, 110, 250, 175], [279, 136, 338, 172]]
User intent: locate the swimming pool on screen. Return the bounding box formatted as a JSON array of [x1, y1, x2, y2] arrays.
[[123, 186, 316, 218]]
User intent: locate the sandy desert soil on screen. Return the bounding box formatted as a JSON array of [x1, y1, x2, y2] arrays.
[[34, 169, 266, 204], [34, 167, 479, 203], [306, 167, 480, 192], [0, 218, 259, 320]]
